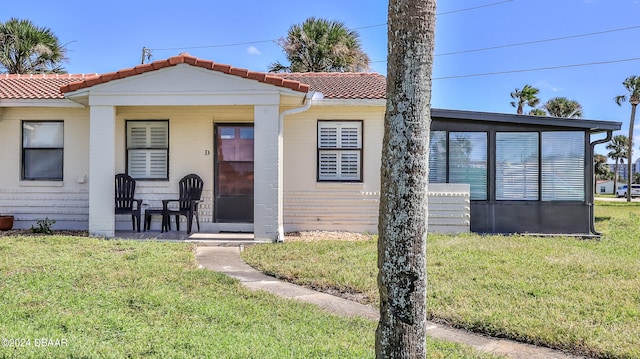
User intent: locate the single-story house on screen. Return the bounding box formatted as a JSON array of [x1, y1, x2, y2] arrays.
[[0, 55, 621, 240], [596, 180, 615, 195]]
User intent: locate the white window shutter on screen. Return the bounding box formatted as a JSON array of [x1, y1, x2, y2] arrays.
[[340, 126, 361, 148], [127, 121, 168, 179], [319, 152, 338, 180], [128, 125, 148, 147], [317, 121, 362, 181], [340, 152, 360, 179], [319, 126, 338, 148], [149, 125, 168, 147], [128, 150, 149, 178]]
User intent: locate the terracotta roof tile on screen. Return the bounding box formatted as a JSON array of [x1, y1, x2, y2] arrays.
[[59, 55, 311, 94], [0, 57, 387, 100], [273, 72, 387, 99], [0, 73, 98, 99]]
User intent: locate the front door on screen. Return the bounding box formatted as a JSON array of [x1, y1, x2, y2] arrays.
[[214, 124, 254, 222]]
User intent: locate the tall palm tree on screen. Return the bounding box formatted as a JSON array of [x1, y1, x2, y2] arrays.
[[0, 18, 67, 74], [615, 75, 640, 202], [269, 17, 370, 73], [606, 134, 629, 195], [510, 84, 540, 114], [376, 0, 435, 357], [544, 97, 583, 118]]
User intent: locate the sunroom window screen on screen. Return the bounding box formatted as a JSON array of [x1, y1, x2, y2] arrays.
[[429, 131, 447, 183], [318, 121, 362, 181], [127, 121, 168, 179], [496, 132, 539, 200], [448, 132, 487, 200], [22, 121, 63, 180], [541, 131, 584, 201]]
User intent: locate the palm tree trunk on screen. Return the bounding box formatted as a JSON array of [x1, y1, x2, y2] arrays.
[[613, 161, 618, 197], [376, 1, 435, 357], [627, 104, 637, 202]]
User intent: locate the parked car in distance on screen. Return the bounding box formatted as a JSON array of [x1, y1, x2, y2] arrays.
[[616, 184, 640, 198]]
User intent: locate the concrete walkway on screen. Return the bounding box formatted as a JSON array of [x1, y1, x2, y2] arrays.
[[195, 246, 585, 359]]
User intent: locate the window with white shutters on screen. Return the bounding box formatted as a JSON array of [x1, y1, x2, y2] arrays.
[[317, 121, 363, 181], [126, 120, 169, 180]]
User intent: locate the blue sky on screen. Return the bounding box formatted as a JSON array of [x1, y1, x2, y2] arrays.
[[4, 0, 640, 159]]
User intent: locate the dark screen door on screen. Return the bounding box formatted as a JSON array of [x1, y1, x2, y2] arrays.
[[214, 125, 254, 222]]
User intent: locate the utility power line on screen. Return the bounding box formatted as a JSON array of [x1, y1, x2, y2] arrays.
[[433, 57, 640, 80], [366, 24, 640, 63], [435, 25, 640, 57], [148, 0, 514, 52]]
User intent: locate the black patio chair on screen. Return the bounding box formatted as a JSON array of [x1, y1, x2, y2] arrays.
[[162, 174, 203, 234], [115, 173, 143, 232]]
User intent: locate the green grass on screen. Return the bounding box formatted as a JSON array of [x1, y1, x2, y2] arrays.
[[242, 202, 640, 359], [0, 235, 498, 358]]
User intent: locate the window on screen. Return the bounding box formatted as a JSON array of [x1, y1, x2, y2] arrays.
[[428, 131, 488, 200], [496, 132, 539, 200], [448, 132, 488, 200], [22, 121, 63, 180], [541, 131, 585, 201], [126, 120, 169, 180], [429, 131, 447, 183], [317, 121, 363, 181]]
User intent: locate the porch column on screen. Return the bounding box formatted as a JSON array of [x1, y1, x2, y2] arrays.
[[88, 105, 116, 237], [253, 105, 282, 242]]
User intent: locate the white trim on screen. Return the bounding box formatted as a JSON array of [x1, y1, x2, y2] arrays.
[[312, 98, 386, 107], [0, 99, 85, 108], [86, 93, 283, 106]]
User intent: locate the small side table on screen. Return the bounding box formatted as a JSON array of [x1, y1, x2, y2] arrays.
[[144, 208, 169, 232]]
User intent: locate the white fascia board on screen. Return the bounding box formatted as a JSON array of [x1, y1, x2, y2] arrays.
[[0, 98, 85, 108], [311, 98, 386, 107], [87, 92, 283, 107]]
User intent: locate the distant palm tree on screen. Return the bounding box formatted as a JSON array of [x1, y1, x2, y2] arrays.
[[606, 134, 629, 195], [615, 75, 640, 202], [510, 84, 540, 115], [269, 17, 370, 73], [544, 97, 583, 118], [0, 18, 67, 74], [529, 108, 547, 116]]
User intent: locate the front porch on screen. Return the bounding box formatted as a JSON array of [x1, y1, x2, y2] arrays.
[[60, 55, 312, 242]]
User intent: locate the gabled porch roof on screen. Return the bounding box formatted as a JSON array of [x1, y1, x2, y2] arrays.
[[60, 54, 311, 94]]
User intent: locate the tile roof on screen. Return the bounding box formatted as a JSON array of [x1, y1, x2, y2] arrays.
[[0, 74, 97, 99], [59, 55, 311, 94], [274, 72, 387, 100], [0, 56, 387, 101]]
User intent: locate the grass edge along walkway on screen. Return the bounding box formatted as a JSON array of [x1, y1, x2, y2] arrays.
[[197, 246, 582, 359]]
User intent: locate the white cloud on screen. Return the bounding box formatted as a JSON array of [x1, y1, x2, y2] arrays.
[[533, 80, 561, 93], [247, 46, 261, 55]]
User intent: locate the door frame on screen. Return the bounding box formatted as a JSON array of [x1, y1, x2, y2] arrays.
[[213, 123, 255, 223]]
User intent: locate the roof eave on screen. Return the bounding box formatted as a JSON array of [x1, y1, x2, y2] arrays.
[[0, 98, 85, 108], [432, 108, 622, 132], [312, 98, 386, 106]]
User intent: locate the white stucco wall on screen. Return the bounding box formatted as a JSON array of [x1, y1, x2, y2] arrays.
[[282, 105, 383, 233], [0, 107, 90, 229], [1, 101, 470, 235], [282, 104, 470, 234]]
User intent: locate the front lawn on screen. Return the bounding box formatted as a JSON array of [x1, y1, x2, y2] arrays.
[[0, 235, 498, 358], [242, 202, 640, 359]]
